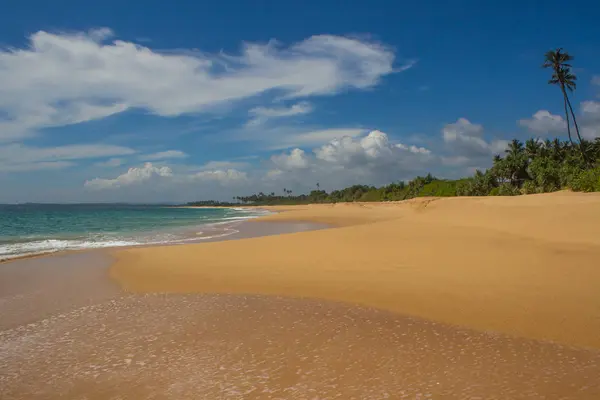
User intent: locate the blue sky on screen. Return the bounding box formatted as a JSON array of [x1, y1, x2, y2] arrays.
[[1, 0, 599, 202]]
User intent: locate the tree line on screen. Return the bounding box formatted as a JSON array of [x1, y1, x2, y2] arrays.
[[186, 49, 600, 207]]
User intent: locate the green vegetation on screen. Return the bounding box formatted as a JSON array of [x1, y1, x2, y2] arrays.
[[187, 48, 600, 207]]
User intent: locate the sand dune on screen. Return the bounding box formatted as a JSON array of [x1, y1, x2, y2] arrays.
[[111, 192, 600, 348]]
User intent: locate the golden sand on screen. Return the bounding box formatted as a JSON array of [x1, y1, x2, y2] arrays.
[[111, 191, 600, 349]]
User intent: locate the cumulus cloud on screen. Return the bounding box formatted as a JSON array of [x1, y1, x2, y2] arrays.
[[395, 143, 431, 155], [247, 102, 313, 126], [84, 161, 247, 190], [518, 110, 566, 135], [518, 103, 600, 140], [271, 148, 310, 169], [442, 118, 506, 157], [0, 29, 400, 141], [190, 169, 248, 184], [263, 130, 433, 188], [313, 130, 431, 169], [580, 100, 600, 139], [84, 162, 172, 189], [141, 150, 188, 161], [0, 143, 135, 172]]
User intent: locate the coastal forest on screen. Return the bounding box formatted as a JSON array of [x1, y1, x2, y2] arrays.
[[188, 49, 600, 207]]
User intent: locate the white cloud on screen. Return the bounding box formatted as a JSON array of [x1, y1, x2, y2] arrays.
[[95, 158, 125, 167], [0, 143, 135, 163], [0, 161, 75, 172], [0, 29, 400, 141], [442, 118, 506, 157], [265, 169, 284, 180], [441, 156, 471, 166], [262, 130, 434, 190], [582, 100, 600, 114], [517, 103, 600, 140], [247, 102, 313, 126], [0, 143, 135, 173], [580, 100, 600, 139], [265, 127, 367, 150], [314, 130, 430, 168], [0, 102, 129, 142], [518, 110, 566, 135], [84, 161, 247, 190], [141, 150, 188, 161], [395, 143, 431, 155], [84, 162, 172, 189], [199, 160, 249, 170], [271, 148, 310, 169], [190, 169, 248, 184], [592, 76, 600, 86]]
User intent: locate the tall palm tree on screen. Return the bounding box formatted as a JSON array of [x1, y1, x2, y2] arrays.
[[543, 49, 583, 144]]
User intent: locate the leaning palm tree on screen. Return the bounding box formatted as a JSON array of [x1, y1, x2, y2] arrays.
[[543, 49, 583, 145]]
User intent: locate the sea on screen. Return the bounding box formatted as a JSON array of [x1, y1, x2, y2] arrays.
[[0, 204, 269, 261]]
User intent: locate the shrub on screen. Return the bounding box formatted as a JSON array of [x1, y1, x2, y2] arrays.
[[497, 183, 521, 196], [570, 167, 600, 192], [521, 180, 538, 195], [419, 180, 460, 197]]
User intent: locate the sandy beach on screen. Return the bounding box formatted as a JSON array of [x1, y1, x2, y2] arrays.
[[113, 191, 600, 348], [3, 192, 600, 399]]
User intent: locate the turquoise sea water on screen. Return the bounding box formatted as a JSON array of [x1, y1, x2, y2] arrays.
[[0, 204, 268, 261]]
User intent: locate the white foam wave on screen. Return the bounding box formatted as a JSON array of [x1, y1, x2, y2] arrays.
[[0, 209, 273, 261], [0, 239, 141, 261], [195, 228, 240, 240], [220, 216, 258, 221]]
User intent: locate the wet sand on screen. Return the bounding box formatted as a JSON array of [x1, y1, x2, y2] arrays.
[[2, 290, 600, 399]]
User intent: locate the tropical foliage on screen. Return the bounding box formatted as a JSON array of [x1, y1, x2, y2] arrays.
[[187, 138, 600, 206]]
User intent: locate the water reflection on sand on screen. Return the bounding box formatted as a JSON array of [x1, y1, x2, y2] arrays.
[[1, 293, 599, 399]]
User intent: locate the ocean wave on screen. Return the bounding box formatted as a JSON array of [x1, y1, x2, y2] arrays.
[[0, 239, 141, 261], [0, 207, 273, 261], [219, 216, 260, 221]]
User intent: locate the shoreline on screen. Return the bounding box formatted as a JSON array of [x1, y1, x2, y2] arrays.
[[0, 208, 293, 265], [110, 192, 600, 349]]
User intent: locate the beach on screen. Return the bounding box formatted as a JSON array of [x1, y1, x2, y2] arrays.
[[113, 191, 600, 348], [2, 192, 600, 399]]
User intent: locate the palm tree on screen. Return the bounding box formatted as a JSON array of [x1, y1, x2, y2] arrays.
[[505, 139, 524, 158], [525, 138, 541, 159], [551, 138, 565, 161], [504, 139, 528, 186], [594, 138, 600, 159], [543, 49, 583, 145]]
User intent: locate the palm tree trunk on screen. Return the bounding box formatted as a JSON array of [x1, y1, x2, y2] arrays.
[[561, 85, 573, 145], [565, 93, 583, 143], [564, 89, 590, 163]]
